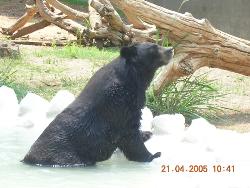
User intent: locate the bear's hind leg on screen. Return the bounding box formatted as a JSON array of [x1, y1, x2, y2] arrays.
[[118, 130, 161, 162], [140, 131, 152, 142]]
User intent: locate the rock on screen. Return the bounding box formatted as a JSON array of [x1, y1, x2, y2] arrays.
[[140, 107, 153, 132], [0, 41, 20, 58], [152, 114, 185, 135], [46, 90, 75, 119], [0, 86, 19, 125], [17, 93, 50, 129], [19, 93, 49, 116], [182, 118, 217, 144]]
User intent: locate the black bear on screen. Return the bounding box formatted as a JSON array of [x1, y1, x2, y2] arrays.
[[22, 42, 174, 167]]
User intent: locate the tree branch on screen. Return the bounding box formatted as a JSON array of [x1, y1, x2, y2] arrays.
[[11, 20, 51, 39], [110, 0, 250, 94], [46, 0, 89, 20], [2, 5, 37, 35]]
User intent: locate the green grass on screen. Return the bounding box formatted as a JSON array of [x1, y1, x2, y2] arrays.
[[61, 0, 88, 6], [0, 45, 119, 101], [0, 45, 235, 122], [0, 55, 87, 101], [178, 0, 192, 12], [60, 76, 89, 95], [34, 44, 119, 66], [155, 29, 170, 47], [0, 59, 17, 86], [146, 73, 232, 122], [0, 57, 29, 101]]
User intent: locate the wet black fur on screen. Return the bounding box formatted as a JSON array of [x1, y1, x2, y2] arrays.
[[23, 43, 173, 166]]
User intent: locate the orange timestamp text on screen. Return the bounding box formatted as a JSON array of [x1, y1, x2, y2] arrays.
[[161, 164, 235, 173]]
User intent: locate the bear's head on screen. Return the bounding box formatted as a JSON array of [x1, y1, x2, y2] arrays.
[[120, 42, 174, 72]]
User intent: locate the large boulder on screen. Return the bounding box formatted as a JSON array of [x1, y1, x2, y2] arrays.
[[0, 41, 20, 58], [152, 114, 185, 135], [46, 90, 75, 119], [17, 93, 50, 128], [19, 93, 50, 116], [0, 86, 19, 125], [140, 107, 154, 132]]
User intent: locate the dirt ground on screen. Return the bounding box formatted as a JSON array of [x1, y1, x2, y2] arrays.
[[0, 0, 250, 132]]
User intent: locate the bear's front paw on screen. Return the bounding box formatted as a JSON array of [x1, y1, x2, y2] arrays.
[[148, 152, 161, 162]]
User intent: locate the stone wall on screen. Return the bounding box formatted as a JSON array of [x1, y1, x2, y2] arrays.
[[148, 0, 250, 40]]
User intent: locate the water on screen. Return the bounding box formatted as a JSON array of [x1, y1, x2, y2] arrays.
[[1, 86, 250, 187], [1, 126, 250, 188], [0, 127, 161, 188]]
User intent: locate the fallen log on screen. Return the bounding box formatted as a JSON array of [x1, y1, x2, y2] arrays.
[[2, 5, 37, 35], [13, 39, 71, 46], [46, 0, 89, 20], [1, 0, 250, 94], [110, 0, 250, 93], [11, 20, 51, 39]]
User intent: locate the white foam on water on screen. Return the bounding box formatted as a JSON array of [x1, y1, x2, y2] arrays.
[[0, 86, 250, 188]]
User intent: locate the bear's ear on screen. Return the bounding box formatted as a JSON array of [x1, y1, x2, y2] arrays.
[[120, 45, 137, 60]]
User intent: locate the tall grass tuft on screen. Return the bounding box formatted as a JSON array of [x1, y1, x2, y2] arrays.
[[0, 59, 17, 86], [146, 73, 230, 121], [178, 0, 192, 12], [0, 58, 28, 101]]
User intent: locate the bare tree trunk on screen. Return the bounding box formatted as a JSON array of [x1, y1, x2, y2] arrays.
[[88, 2, 102, 30]]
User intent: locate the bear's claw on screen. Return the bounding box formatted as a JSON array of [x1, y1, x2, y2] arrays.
[[148, 152, 161, 162]]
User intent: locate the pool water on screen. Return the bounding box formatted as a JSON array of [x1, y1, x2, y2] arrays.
[[0, 86, 250, 188], [1, 125, 250, 188], [0, 126, 168, 188]]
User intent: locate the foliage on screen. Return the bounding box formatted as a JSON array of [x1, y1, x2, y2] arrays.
[[0, 58, 28, 101], [0, 58, 17, 86], [0, 45, 119, 101], [0, 45, 236, 122], [155, 29, 170, 47], [61, 0, 88, 6], [35, 43, 119, 66], [146, 73, 231, 121], [178, 0, 192, 12]]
